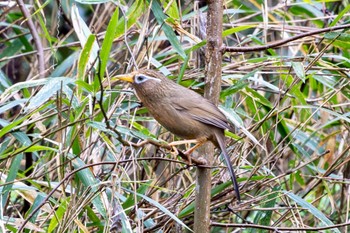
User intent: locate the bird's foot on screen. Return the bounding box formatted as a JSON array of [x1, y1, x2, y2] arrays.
[[183, 150, 192, 165], [168, 140, 198, 165], [168, 146, 192, 165], [170, 145, 179, 156], [168, 140, 207, 165], [177, 149, 207, 165]]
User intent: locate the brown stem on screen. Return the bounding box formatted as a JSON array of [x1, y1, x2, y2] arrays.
[[16, 156, 215, 232], [223, 23, 350, 53], [194, 1, 223, 232], [16, 0, 45, 78], [211, 221, 350, 231]]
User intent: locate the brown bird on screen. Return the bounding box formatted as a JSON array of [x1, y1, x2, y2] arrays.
[[115, 69, 240, 201]]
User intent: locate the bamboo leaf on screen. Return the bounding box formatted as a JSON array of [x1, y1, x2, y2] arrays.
[[285, 192, 341, 233], [25, 77, 74, 111], [71, 4, 99, 69], [292, 62, 306, 83], [99, 7, 119, 79], [149, 0, 186, 59]]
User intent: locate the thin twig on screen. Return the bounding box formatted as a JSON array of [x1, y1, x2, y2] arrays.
[[211, 221, 350, 231], [16, 0, 45, 77], [0, 30, 137, 63], [223, 23, 350, 52], [16, 157, 212, 232]]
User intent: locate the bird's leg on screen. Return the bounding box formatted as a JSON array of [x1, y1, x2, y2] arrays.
[[184, 142, 204, 156], [168, 141, 186, 157], [168, 139, 200, 164], [184, 142, 206, 164], [168, 139, 199, 146]]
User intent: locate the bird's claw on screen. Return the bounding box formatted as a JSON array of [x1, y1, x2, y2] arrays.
[[170, 146, 178, 156], [183, 150, 192, 165]]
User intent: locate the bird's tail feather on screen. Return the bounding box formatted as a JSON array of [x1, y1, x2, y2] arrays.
[[215, 132, 241, 202]]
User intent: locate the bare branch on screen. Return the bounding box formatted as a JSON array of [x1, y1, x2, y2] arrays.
[[16, 0, 45, 78], [223, 24, 350, 53]]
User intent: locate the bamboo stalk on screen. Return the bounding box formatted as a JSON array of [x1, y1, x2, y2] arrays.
[[194, 1, 223, 232]]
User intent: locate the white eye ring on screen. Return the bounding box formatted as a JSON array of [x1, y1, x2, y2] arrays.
[[134, 74, 161, 84], [135, 75, 147, 84]]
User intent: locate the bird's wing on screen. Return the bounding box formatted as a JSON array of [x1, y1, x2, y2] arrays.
[[172, 96, 231, 130]]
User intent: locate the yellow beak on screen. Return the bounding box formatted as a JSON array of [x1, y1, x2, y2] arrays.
[[111, 74, 134, 83]]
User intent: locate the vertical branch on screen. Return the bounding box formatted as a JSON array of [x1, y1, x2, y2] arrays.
[[194, 0, 223, 232], [204, 0, 223, 103], [16, 0, 45, 78]]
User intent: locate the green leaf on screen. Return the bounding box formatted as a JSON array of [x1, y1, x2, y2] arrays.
[[25, 77, 74, 111], [0, 99, 26, 115], [78, 34, 96, 81], [71, 4, 99, 69], [163, 0, 180, 19], [285, 192, 340, 233], [35, 0, 53, 47], [20, 145, 57, 153], [74, 0, 110, 3], [115, 0, 145, 39], [99, 8, 119, 79], [87, 121, 160, 142], [149, 0, 187, 59], [292, 62, 306, 83], [223, 25, 256, 37], [75, 80, 94, 93], [221, 70, 256, 98], [0, 38, 24, 68], [27, 193, 47, 223], [177, 54, 190, 83], [244, 87, 273, 108], [48, 197, 69, 233], [329, 4, 350, 27], [295, 105, 350, 125], [295, 170, 305, 186], [131, 122, 157, 138], [50, 52, 80, 77], [0, 117, 29, 139], [289, 4, 323, 27], [122, 184, 148, 211], [1, 153, 23, 210], [324, 31, 350, 42], [66, 154, 107, 218], [259, 187, 279, 226], [122, 187, 192, 232]]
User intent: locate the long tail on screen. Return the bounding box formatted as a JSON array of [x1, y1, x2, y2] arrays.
[[215, 132, 241, 202]]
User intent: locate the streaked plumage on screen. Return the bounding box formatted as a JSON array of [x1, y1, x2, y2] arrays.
[[116, 69, 240, 201]]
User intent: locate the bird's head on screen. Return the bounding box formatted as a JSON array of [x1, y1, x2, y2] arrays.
[[113, 69, 171, 100]]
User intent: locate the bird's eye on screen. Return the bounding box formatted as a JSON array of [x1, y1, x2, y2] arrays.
[[135, 75, 148, 84]]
